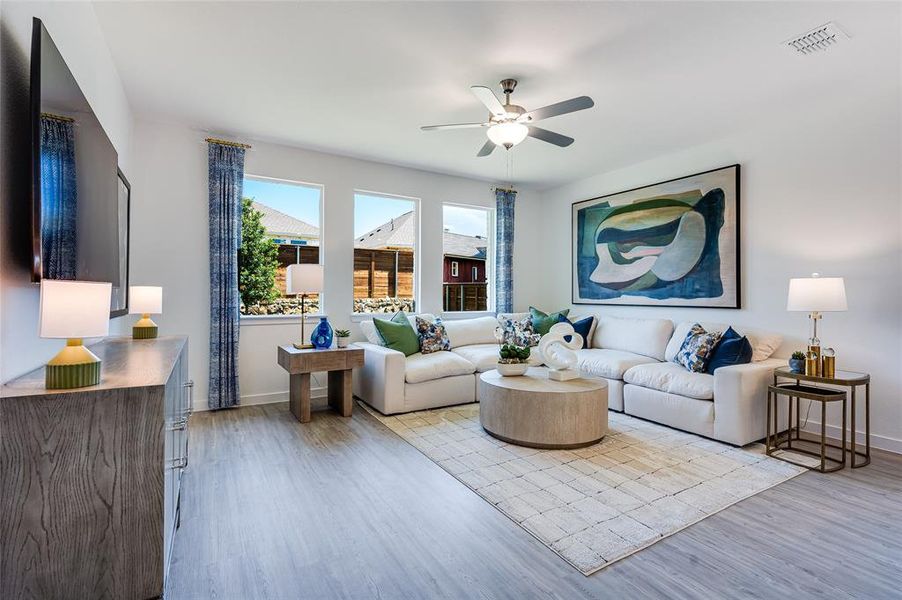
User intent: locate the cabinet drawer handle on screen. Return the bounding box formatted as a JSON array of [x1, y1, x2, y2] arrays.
[[168, 418, 188, 432], [167, 457, 187, 470], [183, 380, 195, 416]]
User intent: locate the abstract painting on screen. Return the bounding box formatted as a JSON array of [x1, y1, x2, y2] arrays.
[[572, 165, 739, 308]]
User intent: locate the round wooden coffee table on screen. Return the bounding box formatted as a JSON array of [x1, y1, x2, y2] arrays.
[[478, 367, 608, 449]]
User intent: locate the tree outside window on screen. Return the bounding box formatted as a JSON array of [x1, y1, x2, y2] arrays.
[[239, 177, 322, 316]]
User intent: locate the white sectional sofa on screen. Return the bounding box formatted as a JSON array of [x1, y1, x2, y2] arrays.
[[353, 313, 783, 446]]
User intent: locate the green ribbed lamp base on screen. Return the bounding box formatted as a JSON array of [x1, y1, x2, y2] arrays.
[[133, 325, 158, 339], [45, 361, 102, 390]]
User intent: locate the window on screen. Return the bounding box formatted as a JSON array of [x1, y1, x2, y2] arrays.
[[442, 204, 493, 312], [239, 176, 322, 316], [353, 192, 418, 313]]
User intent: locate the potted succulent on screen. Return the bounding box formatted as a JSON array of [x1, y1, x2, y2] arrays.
[[789, 350, 806, 374], [335, 329, 351, 348], [497, 344, 531, 376]]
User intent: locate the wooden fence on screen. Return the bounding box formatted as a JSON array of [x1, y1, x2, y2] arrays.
[[443, 283, 488, 312], [353, 249, 414, 299]]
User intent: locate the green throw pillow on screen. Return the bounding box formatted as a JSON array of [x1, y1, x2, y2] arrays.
[[373, 312, 420, 356], [529, 306, 570, 335]]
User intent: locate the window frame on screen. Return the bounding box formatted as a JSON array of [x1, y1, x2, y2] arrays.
[[239, 174, 325, 321], [451, 261, 459, 277], [352, 189, 421, 316], [441, 202, 495, 316]]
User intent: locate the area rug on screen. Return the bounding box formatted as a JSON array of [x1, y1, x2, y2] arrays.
[[363, 402, 806, 575]]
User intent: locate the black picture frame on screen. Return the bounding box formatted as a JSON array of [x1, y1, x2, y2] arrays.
[[571, 164, 741, 309], [111, 168, 131, 318]]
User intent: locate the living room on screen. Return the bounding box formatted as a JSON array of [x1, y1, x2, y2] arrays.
[[1, 2, 900, 599]]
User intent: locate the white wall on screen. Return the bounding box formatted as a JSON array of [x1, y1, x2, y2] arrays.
[[0, 2, 134, 382], [128, 119, 541, 411], [533, 89, 902, 451]]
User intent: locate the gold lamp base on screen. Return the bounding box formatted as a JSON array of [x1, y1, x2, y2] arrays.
[[45, 339, 102, 389], [293, 343, 314, 350], [133, 314, 158, 339]]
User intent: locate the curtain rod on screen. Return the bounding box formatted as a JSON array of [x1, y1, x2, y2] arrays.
[[205, 137, 252, 149], [492, 186, 517, 194], [41, 112, 75, 123]]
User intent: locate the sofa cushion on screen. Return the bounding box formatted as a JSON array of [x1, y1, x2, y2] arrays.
[[706, 327, 753, 373], [673, 323, 723, 373], [624, 362, 714, 400], [405, 351, 476, 384], [529, 306, 570, 335], [451, 343, 543, 373], [559, 315, 596, 350], [373, 313, 420, 356], [574, 348, 659, 380], [592, 316, 674, 361], [442, 316, 498, 348], [497, 315, 540, 347], [666, 321, 782, 363], [360, 313, 436, 347], [415, 316, 451, 354]]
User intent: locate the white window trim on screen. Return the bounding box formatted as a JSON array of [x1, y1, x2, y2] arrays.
[[472, 266, 478, 280], [352, 189, 421, 316], [442, 202, 495, 313], [451, 261, 459, 277], [240, 174, 325, 320]]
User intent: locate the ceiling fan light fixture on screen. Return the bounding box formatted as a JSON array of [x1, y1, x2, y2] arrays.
[[487, 122, 528, 149]]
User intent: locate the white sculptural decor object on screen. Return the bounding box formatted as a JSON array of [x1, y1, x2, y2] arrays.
[[537, 322, 583, 381]]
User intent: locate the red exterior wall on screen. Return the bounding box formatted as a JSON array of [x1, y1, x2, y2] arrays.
[[443, 257, 486, 283]]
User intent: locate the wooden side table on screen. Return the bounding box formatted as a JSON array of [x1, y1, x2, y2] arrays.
[[773, 367, 871, 468], [277, 345, 364, 423]]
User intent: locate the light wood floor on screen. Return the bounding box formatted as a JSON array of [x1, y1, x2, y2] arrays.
[[167, 402, 902, 600]]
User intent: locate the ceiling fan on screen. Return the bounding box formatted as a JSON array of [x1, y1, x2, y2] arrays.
[[421, 78, 594, 157]]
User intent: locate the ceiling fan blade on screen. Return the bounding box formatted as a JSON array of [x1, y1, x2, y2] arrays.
[[420, 122, 488, 131], [520, 96, 594, 123], [477, 139, 496, 157], [527, 126, 574, 147], [471, 86, 506, 118]]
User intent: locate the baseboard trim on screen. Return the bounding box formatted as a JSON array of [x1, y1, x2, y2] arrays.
[[802, 420, 902, 455], [192, 387, 326, 413]]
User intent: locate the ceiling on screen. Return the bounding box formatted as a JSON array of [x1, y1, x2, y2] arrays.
[[92, 1, 899, 189]]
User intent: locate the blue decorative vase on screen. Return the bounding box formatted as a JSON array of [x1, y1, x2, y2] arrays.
[[788, 358, 805, 374], [311, 317, 333, 349]]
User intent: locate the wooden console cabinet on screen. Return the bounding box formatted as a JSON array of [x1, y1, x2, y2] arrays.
[[0, 336, 191, 599]]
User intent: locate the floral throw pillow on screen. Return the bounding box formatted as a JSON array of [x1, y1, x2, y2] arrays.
[[415, 316, 451, 354], [674, 323, 723, 373], [498, 315, 541, 347]]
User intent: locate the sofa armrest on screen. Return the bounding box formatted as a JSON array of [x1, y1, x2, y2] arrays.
[[712, 358, 785, 446], [352, 342, 406, 415]]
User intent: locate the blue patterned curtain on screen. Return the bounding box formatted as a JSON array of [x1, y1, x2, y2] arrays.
[[495, 187, 517, 313], [208, 142, 245, 409], [40, 117, 77, 279]]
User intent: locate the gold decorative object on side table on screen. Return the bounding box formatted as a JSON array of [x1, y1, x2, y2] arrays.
[[772, 366, 871, 469]]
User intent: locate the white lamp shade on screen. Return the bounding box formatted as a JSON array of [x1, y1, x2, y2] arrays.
[[39, 280, 112, 339], [286, 263, 324, 294], [487, 122, 529, 147], [129, 286, 163, 314], [787, 276, 847, 312]]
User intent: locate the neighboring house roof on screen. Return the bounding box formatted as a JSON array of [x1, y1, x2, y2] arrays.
[[443, 231, 487, 260], [252, 201, 320, 241], [354, 210, 487, 259]]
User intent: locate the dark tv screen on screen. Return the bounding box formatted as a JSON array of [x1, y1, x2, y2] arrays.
[[30, 17, 129, 316]]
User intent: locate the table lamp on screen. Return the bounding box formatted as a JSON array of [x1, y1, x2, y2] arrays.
[[287, 263, 323, 349], [39, 280, 112, 389], [130, 286, 163, 339], [787, 273, 847, 373]]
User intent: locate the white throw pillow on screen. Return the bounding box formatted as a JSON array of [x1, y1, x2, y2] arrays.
[[359, 320, 385, 346], [592, 316, 674, 361], [443, 316, 499, 348]]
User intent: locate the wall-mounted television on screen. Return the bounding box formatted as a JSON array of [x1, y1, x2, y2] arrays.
[[30, 17, 129, 316]]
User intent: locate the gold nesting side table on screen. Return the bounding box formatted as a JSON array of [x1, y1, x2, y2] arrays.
[[770, 367, 871, 470]]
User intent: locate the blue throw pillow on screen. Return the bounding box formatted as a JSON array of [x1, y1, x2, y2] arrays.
[[558, 314, 594, 349], [706, 327, 753, 373]]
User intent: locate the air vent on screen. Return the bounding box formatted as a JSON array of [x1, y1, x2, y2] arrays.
[[785, 22, 849, 55]]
